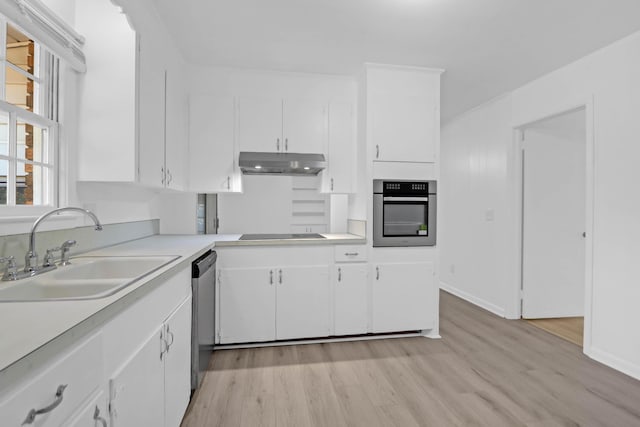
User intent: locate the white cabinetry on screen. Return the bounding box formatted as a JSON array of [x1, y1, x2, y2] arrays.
[[322, 102, 355, 193], [237, 97, 327, 154], [0, 332, 103, 426], [334, 264, 368, 336], [109, 296, 191, 427], [65, 391, 108, 427], [366, 65, 442, 164], [371, 262, 436, 333], [217, 247, 331, 344], [189, 95, 242, 193]]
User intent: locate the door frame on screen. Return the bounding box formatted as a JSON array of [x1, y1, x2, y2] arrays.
[[510, 98, 595, 352]]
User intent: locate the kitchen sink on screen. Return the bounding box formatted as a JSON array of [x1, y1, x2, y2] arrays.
[[0, 255, 180, 302]]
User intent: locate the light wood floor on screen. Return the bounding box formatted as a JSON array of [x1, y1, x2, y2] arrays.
[[182, 291, 640, 427], [527, 317, 584, 346]]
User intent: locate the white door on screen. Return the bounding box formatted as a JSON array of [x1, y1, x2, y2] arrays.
[[138, 35, 167, 188], [109, 326, 164, 427], [164, 66, 187, 191], [372, 262, 435, 333], [164, 297, 192, 427], [189, 95, 240, 193], [282, 98, 327, 154], [237, 96, 283, 153], [276, 265, 330, 340], [334, 264, 368, 335], [219, 267, 276, 343], [522, 110, 586, 318], [324, 102, 355, 193], [370, 94, 436, 163]]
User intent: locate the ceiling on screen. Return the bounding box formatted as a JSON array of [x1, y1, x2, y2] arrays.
[[153, 0, 640, 121]]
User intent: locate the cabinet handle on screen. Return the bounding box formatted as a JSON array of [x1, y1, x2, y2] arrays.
[[376, 144, 380, 159], [161, 167, 165, 184], [226, 176, 231, 190], [167, 169, 173, 186], [344, 252, 359, 256], [166, 325, 175, 351], [22, 384, 67, 425], [279, 269, 283, 284], [160, 329, 167, 360], [285, 138, 288, 152], [331, 178, 334, 191], [376, 266, 380, 280], [276, 138, 280, 151], [338, 267, 342, 282], [93, 406, 108, 427], [270, 270, 273, 285]]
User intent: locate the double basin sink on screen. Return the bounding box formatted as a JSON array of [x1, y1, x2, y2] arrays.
[[0, 255, 179, 302]]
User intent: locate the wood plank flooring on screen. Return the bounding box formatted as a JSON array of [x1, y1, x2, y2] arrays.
[[181, 291, 640, 427], [527, 317, 584, 346]]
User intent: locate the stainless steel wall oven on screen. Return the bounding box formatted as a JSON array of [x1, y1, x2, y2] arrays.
[[373, 180, 437, 247]]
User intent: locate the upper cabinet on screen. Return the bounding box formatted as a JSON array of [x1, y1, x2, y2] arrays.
[[365, 65, 442, 163], [76, 1, 187, 189], [321, 102, 356, 194], [237, 97, 327, 154]]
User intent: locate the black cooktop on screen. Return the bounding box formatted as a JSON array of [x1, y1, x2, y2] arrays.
[[239, 233, 326, 240]]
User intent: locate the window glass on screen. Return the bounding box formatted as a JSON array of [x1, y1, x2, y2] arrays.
[[0, 114, 8, 156], [0, 159, 7, 205], [6, 25, 36, 74], [17, 121, 47, 163], [16, 162, 47, 205]]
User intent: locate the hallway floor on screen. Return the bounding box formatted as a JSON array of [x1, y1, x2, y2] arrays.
[[182, 291, 640, 426], [527, 317, 584, 346]]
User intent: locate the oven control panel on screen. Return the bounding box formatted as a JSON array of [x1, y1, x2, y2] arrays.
[[382, 181, 429, 196]]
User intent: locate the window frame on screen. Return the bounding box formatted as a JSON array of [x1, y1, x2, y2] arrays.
[[0, 16, 59, 211]]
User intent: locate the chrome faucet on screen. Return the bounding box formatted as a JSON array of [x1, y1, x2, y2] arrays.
[[24, 207, 103, 273]]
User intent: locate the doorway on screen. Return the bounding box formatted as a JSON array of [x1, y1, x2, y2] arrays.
[[519, 107, 587, 347]]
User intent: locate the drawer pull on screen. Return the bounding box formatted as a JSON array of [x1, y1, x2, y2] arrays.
[[344, 252, 359, 256], [93, 406, 108, 427], [22, 384, 67, 425]]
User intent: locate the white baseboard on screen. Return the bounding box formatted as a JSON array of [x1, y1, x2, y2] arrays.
[[586, 346, 640, 381], [440, 281, 506, 318]]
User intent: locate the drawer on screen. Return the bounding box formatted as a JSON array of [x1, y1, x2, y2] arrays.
[[0, 332, 103, 426], [334, 245, 367, 262], [64, 390, 108, 427]]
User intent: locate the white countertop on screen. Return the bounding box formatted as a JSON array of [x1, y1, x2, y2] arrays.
[[0, 233, 366, 376]]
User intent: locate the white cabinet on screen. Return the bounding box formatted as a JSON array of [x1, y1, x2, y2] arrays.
[[334, 264, 368, 336], [164, 64, 189, 191], [276, 266, 330, 340], [108, 325, 165, 427], [189, 95, 242, 193], [237, 96, 327, 154], [65, 391, 108, 427], [371, 262, 436, 333], [109, 296, 191, 427], [0, 332, 103, 426], [322, 102, 355, 193], [366, 65, 441, 164]]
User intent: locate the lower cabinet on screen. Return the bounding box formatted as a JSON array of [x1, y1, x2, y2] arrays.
[[333, 264, 368, 336], [218, 264, 330, 344], [65, 390, 109, 427], [109, 296, 191, 427], [371, 262, 435, 333]]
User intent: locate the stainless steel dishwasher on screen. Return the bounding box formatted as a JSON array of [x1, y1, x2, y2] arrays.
[[191, 249, 217, 391]]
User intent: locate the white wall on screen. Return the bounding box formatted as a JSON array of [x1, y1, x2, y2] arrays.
[[441, 30, 640, 379]]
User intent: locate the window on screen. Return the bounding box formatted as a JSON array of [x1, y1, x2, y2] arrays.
[[0, 20, 58, 207]]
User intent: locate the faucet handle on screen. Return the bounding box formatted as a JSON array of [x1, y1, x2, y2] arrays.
[[43, 247, 61, 267], [60, 240, 77, 266], [0, 256, 18, 281]]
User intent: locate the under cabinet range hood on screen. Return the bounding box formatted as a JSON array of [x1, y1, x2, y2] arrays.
[[239, 152, 326, 176]]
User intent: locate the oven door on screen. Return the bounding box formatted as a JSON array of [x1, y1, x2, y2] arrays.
[[373, 195, 437, 247]]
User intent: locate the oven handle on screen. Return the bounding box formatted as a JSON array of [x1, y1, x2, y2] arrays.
[[383, 197, 429, 202]]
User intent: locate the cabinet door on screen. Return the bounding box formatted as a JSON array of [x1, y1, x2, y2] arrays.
[[164, 297, 192, 427], [165, 65, 188, 191], [371, 262, 435, 333], [108, 326, 164, 427], [276, 265, 330, 340], [324, 102, 355, 193], [370, 95, 437, 163], [138, 34, 167, 188], [65, 390, 108, 427], [283, 98, 327, 154], [237, 96, 283, 152], [189, 95, 241, 193], [334, 264, 368, 336], [219, 267, 276, 343]]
